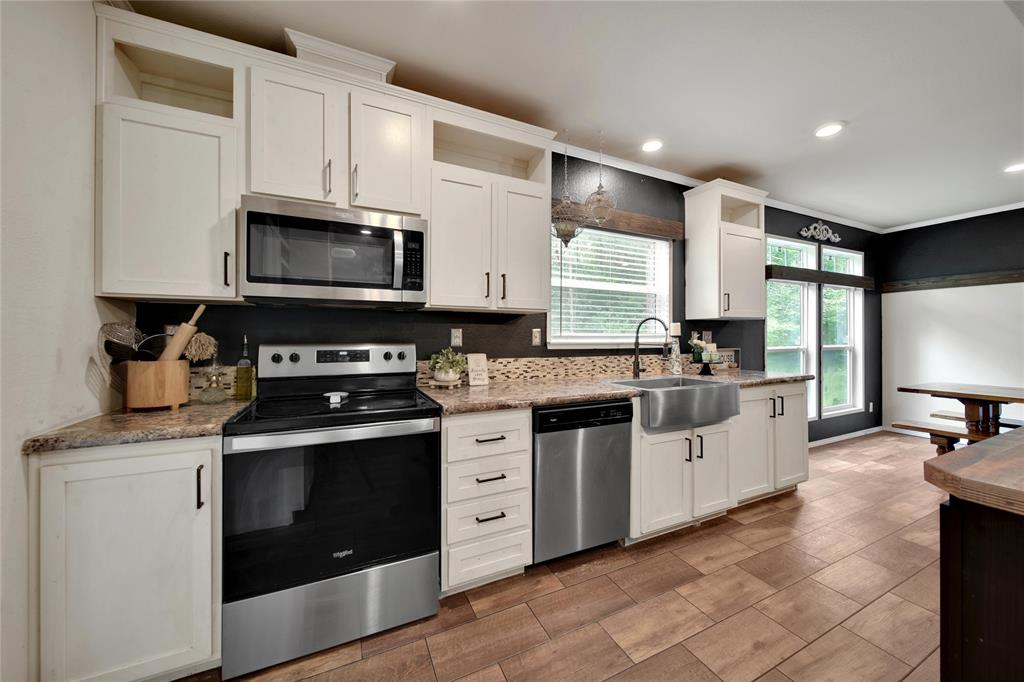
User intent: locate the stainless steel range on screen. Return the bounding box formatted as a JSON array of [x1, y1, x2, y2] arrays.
[[221, 343, 440, 678]]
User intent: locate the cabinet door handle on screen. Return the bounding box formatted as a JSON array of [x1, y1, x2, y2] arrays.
[[501, 273, 507, 300], [485, 272, 491, 298], [196, 464, 205, 510], [476, 473, 507, 484], [724, 292, 731, 312], [779, 395, 786, 416], [326, 158, 332, 195], [685, 437, 693, 462], [352, 162, 359, 199], [223, 251, 231, 287], [475, 434, 506, 444], [770, 398, 777, 418], [475, 511, 507, 524], [697, 434, 704, 459]]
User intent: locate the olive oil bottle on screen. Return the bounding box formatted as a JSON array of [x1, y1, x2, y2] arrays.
[[235, 334, 254, 401]]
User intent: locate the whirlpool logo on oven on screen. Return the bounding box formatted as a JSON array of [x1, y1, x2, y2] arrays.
[[332, 549, 354, 560]]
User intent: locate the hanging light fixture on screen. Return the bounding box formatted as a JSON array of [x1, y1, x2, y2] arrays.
[[551, 139, 590, 247], [585, 130, 616, 225]]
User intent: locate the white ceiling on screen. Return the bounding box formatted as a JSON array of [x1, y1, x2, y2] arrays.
[[132, 0, 1024, 229]]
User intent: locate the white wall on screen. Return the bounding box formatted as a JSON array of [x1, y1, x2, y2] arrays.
[[882, 283, 1024, 432], [1, 3, 132, 679]]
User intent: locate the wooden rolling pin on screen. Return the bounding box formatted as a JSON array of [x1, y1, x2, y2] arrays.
[[158, 304, 206, 361]]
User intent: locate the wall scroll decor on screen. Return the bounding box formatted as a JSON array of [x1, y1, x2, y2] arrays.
[[800, 220, 842, 243]]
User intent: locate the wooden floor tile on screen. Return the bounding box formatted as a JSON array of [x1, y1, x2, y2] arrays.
[[673, 533, 758, 573], [624, 518, 744, 562], [753, 670, 790, 682], [904, 648, 940, 682], [843, 593, 940, 666], [362, 592, 476, 658], [891, 561, 939, 613], [727, 497, 786, 525], [466, 565, 563, 618], [498, 622, 631, 682], [777, 626, 911, 681], [607, 552, 702, 602], [608, 643, 719, 681], [898, 512, 940, 551], [737, 544, 829, 589], [454, 665, 506, 682], [811, 554, 905, 605], [826, 512, 909, 544], [425, 603, 549, 682], [676, 565, 776, 622], [547, 544, 636, 587], [527, 575, 634, 638], [726, 517, 807, 551], [313, 639, 433, 682], [785, 526, 867, 563], [791, 476, 847, 500], [600, 591, 713, 663], [856, 535, 938, 578], [242, 641, 360, 681], [683, 608, 805, 682], [753, 577, 861, 642]]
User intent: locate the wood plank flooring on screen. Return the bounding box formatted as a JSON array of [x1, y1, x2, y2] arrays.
[[183, 431, 943, 682]]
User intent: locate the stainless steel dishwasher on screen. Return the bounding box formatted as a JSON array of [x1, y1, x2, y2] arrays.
[[533, 400, 633, 563]]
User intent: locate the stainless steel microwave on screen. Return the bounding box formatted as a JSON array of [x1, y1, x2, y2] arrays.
[[237, 195, 426, 306]]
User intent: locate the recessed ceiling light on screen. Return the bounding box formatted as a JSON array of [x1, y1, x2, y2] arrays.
[[1005, 162, 1024, 173], [814, 122, 845, 138], [641, 139, 663, 152]]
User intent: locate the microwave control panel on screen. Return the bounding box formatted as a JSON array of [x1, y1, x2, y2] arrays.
[[402, 231, 424, 291]]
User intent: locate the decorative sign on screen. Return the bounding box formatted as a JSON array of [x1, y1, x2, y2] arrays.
[[800, 220, 842, 243], [466, 353, 489, 386]]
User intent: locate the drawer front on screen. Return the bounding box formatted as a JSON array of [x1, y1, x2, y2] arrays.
[[445, 413, 530, 463], [446, 489, 531, 545], [446, 452, 530, 503], [447, 528, 532, 588]]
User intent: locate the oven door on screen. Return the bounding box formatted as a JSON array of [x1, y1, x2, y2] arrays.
[[222, 418, 440, 603], [239, 197, 407, 304]]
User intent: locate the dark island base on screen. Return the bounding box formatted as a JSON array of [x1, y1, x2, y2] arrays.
[[940, 496, 1024, 681]]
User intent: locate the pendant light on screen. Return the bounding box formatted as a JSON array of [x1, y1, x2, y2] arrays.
[[585, 131, 616, 225], [550, 138, 590, 247]]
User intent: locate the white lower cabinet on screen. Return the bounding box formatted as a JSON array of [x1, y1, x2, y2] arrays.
[[33, 437, 221, 682], [774, 382, 810, 488], [441, 409, 532, 592], [638, 430, 693, 534], [691, 422, 734, 517], [730, 383, 809, 502]]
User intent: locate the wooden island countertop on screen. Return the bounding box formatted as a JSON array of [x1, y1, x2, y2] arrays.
[[924, 426, 1024, 516]]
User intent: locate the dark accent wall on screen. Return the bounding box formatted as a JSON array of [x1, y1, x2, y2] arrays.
[[880, 208, 1024, 282], [137, 154, 884, 440]]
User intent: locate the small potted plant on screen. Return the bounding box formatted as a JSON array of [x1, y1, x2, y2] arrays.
[[429, 346, 468, 382], [688, 337, 706, 363]]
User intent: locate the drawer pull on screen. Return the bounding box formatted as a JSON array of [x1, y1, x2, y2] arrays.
[[475, 473, 507, 484], [475, 511, 507, 524], [475, 434, 507, 444]]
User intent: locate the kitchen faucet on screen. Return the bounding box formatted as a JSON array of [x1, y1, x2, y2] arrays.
[[632, 317, 671, 379]]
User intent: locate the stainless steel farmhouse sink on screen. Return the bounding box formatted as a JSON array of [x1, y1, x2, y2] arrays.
[[612, 377, 740, 432]]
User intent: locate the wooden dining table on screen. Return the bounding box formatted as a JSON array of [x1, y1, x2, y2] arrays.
[[897, 382, 1024, 443]]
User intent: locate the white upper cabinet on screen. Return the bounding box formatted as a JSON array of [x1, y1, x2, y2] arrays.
[[349, 89, 425, 214], [249, 67, 345, 203], [691, 422, 733, 517], [774, 382, 810, 488], [429, 164, 493, 308], [684, 179, 768, 320], [496, 180, 550, 310], [38, 439, 218, 682], [98, 103, 237, 299]]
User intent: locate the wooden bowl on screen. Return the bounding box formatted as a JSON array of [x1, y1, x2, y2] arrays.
[[125, 360, 189, 412]]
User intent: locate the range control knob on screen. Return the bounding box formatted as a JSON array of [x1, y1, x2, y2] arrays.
[[271, 353, 283, 364], [397, 351, 407, 361], [289, 352, 301, 363], [383, 351, 393, 361]]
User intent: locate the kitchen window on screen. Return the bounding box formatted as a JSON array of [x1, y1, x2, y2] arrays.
[[548, 228, 671, 348], [765, 237, 865, 420]]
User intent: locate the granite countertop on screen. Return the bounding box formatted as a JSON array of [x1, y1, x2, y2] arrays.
[[421, 370, 814, 415], [22, 400, 250, 455], [924, 427, 1024, 516]]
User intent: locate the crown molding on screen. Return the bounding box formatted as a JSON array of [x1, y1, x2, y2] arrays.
[[284, 28, 396, 83], [884, 201, 1024, 233]]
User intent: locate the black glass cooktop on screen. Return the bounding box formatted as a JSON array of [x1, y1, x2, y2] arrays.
[[224, 389, 440, 436]]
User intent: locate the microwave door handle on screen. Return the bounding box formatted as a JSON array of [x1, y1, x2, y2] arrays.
[[393, 229, 404, 290], [224, 417, 440, 454]]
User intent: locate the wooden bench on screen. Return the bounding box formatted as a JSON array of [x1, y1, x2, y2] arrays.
[[892, 419, 970, 455], [930, 410, 1024, 429]]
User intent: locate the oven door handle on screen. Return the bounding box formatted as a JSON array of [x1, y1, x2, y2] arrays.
[[224, 417, 440, 453]]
